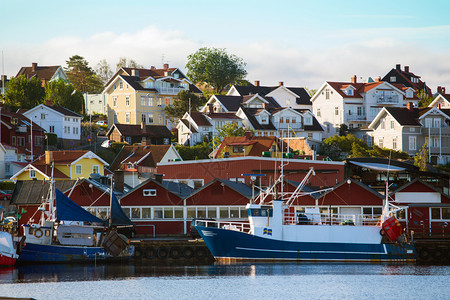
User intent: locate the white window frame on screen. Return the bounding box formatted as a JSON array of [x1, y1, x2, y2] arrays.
[[75, 164, 82, 175], [409, 136, 417, 151], [29, 169, 36, 178], [92, 165, 99, 174], [125, 113, 130, 124], [125, 96, 130, 107], [112, 96, 117, 107]]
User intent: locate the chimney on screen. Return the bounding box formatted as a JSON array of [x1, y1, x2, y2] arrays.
[[151, 66, 156, 70], [375, 76, 381, 82], [45, 151, 53, 165], [255, 80, 260, 87], [406, 102, 414, 110], [114, 170, 124, 193], [45, 99, 53, 106], [350, 75, 357, 83], [437, 86, 442, 94], [443, 87, 447, 94], [396, 64, 401, 70], [279, 81, 284, 86], [245, 131, 253, 140], [32, 62, 37, 72], [405, 66, 410, 73], [163, 63, 169, 69]]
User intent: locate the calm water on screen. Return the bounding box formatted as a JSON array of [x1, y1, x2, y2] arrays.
[[0, 262, 449, 300]]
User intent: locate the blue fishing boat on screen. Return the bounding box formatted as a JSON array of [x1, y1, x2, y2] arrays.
[[18, 179, 134, 264], [195, 168, 416, 263]]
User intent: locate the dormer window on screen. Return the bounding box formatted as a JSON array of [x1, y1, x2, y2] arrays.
[[304, 117, 312, 125], [347, 89, 353, 96], [406, 90, 413, 98]]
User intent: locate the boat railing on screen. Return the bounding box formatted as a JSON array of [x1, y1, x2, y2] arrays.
[[194, 220, 251, 233], [284, 212, 381, 226]]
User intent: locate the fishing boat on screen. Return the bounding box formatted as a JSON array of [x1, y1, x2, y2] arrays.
[[18, 176, 135, 264], [195, 168, 416, 262], [0, 231, 19, 266]]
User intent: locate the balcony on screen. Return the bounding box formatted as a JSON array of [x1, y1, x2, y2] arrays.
[[345, 114, 366, 121], [376, 95, 399, 104], [429, 146, 450, 155], [16, 125, 27, 133], [157, 87, 186, 95]]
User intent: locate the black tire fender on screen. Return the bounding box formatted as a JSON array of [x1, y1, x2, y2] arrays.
[[144, 247, 156, 259], [170, 247, 182, 259], [157, 247, 169, 259], [182, 247, 194, 259]]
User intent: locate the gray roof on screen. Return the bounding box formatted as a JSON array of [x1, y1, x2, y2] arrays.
[[218, 179, 256, 199], [11, 180, 77, 205], [161, 180, 195, 199]]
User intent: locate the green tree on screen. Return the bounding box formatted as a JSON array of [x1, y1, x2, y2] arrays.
[[44, 79, 84, 113], [418, 89, 435, 107], [339, 124, 349, 136], [175, 143, 212, 160], [164, 90, 206, 122], [95, 59, 113, 85], [305, 88, 317, 97], [213, 122, 249, 147], [116, 57, 143, 71], [65, 55, 103, 94], [186, 47, 247, 94], [414, 141, 429, 171], [351, 142, 369, 157], [3, 75, 45, 109]]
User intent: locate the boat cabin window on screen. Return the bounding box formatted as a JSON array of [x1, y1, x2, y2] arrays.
[[45, 230, 51, 237], [248, 208, 273, 217], [29, 227, 34, 234]]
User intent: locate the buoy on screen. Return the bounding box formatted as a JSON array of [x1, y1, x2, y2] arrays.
[[34, 228, 43, 238], [157, 247, 169, 259], [170, 247, 182, 259]]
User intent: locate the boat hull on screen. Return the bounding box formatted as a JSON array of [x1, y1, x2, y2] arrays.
[[18, 243, 110, 263], [196, 226, 416, 262], [0, 254, 16, 266]]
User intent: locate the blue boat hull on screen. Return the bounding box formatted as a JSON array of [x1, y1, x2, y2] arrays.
[[196, 226, 416, 262], [18, 243, 109, 263]]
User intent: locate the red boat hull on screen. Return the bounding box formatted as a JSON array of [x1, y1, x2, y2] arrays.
[[0, 254, 16, 266]]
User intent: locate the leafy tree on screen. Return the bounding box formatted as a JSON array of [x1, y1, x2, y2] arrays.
[[213, 122, 250, 148], [186, 47, 247, 94], [175, 143, 212, 160], [414, 141, 429, 171], [116, 57, 143, 71], [418, 89, 435, 107], [65, 55, 103, 94], [305, 88, 317, 97], [339, 124, 349, 136], [368, 145, 410, 160], [164, 90, 206, 122], [3, 75, 45, 109], [95, 59, 113, 85], [351, 143, 369, 157], [44, 79, 84, 113]]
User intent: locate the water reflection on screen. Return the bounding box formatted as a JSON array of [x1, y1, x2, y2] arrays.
[[1, 262, 449, 284]]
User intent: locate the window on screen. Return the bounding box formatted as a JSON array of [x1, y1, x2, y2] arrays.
[[41, 113, 45, 119], [113, 114, 118, 124], [119, 81, 123, 89], [12, 136, 16, 146], [148, 97, 154, 107], [73, 127, 76, 134], [279, 117, 284, 123], [390, 76, 396, 82], [141, 114, 146, 123], [409, 136, 417, 150], [49, 125, 55, 133], [409, 127, 415, 132], [113, 96, 117, 107], [431, 207, 450, 220], [158, 115, 163, 124], [233, 146, 244, 153], [143, 189, 157, 196], [357, 107, 362, 116], [29, 169, 36, 178], [157, 97, 163, 107], [305, 117, 312, 125], [325, 90, 330, 100], [308, 133, 313, 138], [141, 95, 146, 107], [17, 137, 25, 147], [148, 113, 154, 124], [125, 136, 132, 144], [347, 89, 353, 96], [425, 118, 432, 128], [393, 138, 397, 149], [378, 138, 383, 148], [335, 107, 339, 115], [125, 96, 130, 107], [35, 136, 43, 146], [165, 97, 171, 106], [381, 120, 385, 129], [286, 117, 290, 124], [92, 165, 99, 174], [390, 121, 395, 129], [335, 125, 339, 133], [125, 113, 130, 123], [75, 164, 82, 175], [292, 117, 296, 124], [434, 118, 441, 128], [433, 137, 440, 147], [317, 109, 321, 117]]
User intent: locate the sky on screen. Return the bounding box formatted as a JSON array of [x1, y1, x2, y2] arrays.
[[2, 0, 450, 91]]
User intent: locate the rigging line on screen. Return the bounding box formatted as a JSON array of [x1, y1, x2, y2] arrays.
[[87, 189, 108, 208]]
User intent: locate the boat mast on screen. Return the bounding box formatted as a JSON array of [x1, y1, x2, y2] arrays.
[[109, 174, 113, 227]]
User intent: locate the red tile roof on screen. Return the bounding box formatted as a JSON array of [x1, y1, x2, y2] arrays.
[[214, 136, 276, 158], [16, 64, 61, 83]]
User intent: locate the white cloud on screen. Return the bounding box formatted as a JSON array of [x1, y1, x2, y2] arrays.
[[3, 25, 450, 93]]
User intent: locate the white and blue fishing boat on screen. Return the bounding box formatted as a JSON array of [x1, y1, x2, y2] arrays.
[[195, 168, 416, 263], [18, 177, 134, 264]]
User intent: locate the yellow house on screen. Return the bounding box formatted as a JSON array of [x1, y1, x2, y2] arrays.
[[11, 150, 109, 181], [103, 65, 202, 130]]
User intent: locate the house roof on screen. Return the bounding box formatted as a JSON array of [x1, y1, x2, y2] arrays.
[[304, 116, 324, 132], [206, 113, 242, 120], [44, 105, 82, 118], [188, 178, 256, 200], [384, 107, 423, 126], [214, 135, 276, 158], [110, 144, 173, 171], [382, 65, 431, 94], [120, 75, 158, 92], [111, 124, 171, 138], [1, 110, 45, 132], [239, 107, 276, 130], [16, 64, 61, 82], [32, 164, 70, 179], [319, 178, 384, 200], [11, 180, 77, 205], [160, 180, 194, 199], [190, 112, 212, 126], [214, 95, 280, 112], [33, 150, 91, 165], [232, 84, 311, 106], [326, 81, 384, 98], [180, 119, 198, 133]]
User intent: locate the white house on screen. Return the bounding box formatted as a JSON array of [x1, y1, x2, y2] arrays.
[[85, 94, 107, 116], [428, 86, 450, 109], [22, 104, 83, 147], [311, 76, 419, 139]]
